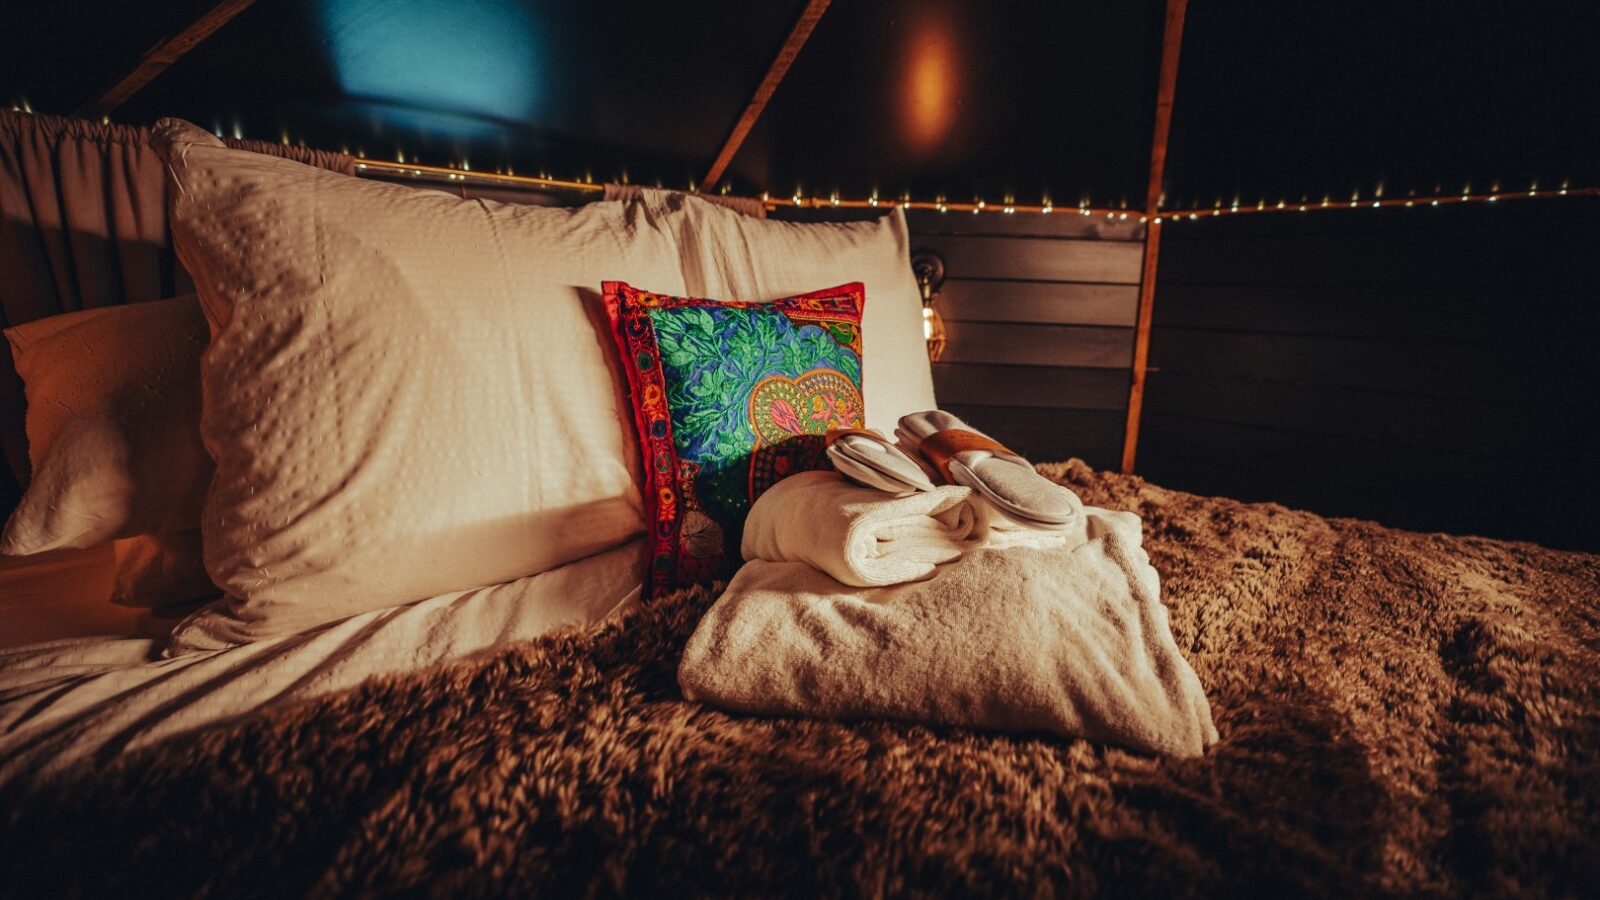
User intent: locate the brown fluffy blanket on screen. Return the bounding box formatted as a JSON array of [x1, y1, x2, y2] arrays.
[[4, 462, 1598, 898]]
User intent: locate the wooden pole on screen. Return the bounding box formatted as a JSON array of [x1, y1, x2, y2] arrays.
[[701, 0, 832, 190], [75, 0, 258, 119], [1121, 0, 1190, 474]]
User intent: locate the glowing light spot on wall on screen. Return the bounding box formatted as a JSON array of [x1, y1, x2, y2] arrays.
[[318, 0, 542, 127], [899, 16, 962, 156]]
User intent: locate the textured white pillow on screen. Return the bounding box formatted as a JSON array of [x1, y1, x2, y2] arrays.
[[1, 296, 218, 607], [152, 119, 684, 645], [665, 196, 937, 430]]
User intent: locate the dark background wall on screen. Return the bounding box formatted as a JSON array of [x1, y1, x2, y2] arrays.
[[1142, 200, 1599, 552]]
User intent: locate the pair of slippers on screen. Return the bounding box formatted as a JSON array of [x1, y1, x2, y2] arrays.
[[826, 410, 1079, 526]]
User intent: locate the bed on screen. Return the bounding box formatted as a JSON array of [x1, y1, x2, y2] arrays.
[[1, 112, 1596, 897], [0, 460, 1595, 896]]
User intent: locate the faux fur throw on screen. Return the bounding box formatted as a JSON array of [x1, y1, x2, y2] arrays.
[[681, 524, 1218, 757], [3, 461, 1598, 898]]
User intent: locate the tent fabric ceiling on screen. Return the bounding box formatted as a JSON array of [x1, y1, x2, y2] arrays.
[[1, 1, 1595, 207]]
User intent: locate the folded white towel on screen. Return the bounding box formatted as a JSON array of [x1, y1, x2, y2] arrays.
[[742, 470, 980, 587], [683, 511, 1218, 757]]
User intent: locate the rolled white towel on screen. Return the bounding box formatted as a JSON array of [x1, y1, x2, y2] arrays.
[[742, 470, 981, 587]]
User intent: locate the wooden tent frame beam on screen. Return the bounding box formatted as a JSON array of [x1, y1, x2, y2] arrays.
[[74, 0, 258, 119], [701, 0, 832, 190], [1121, 0, 1190, 474]]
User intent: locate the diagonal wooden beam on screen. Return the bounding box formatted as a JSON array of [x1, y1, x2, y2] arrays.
[[74, 0, 258, 119], [701, 0, 832, 190], [1121, 0, 1189, 475]]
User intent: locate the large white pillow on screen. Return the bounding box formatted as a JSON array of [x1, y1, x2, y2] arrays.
[[152, 119, 685, 646], [665, 196, 937, 430]]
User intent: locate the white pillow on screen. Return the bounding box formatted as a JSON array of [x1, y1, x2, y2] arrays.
[[152, 118, 685, 646], [1, 296, 218, 607], [665, 196, 937, 430]]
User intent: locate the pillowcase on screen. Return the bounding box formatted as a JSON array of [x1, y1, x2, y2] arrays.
[[603, 280, 865, 592], [1, 296, 217, 607], [152, 118, 687, 646], [663, 195, 936, 430]]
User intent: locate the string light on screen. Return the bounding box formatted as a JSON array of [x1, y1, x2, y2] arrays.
[[1159, 184, 1594, 219], [343, 153, 1595, 220]]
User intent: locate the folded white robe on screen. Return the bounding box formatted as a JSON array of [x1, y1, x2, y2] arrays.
[[742, 470, 981, 587], [683, 514, 1218, 757]]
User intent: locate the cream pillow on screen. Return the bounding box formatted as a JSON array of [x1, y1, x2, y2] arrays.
[[665, 196, 937, 430], [1, 296, 217, 607], [152, 118, 685, 646]]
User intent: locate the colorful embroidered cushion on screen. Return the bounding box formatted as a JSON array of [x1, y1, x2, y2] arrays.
[[604, 281, 866, 592]]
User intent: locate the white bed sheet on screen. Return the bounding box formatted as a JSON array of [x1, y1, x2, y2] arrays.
[[0, 539, 647, 786]]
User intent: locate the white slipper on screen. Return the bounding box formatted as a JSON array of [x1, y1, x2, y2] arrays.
[[896, 410, 1080, 525], [826, 429, 937, 495]]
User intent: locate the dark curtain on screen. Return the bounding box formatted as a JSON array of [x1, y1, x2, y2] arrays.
[[0, 111, 355, 498]]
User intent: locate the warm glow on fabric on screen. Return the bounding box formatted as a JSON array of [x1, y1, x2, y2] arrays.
[[317, 0, 542, 129]]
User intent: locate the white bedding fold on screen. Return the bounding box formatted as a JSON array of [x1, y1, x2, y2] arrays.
[[0, 539, 648, 786], [741, 470, 981, 587]]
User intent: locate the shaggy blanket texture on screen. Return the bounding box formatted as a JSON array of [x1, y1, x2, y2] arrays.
[[3, 461, 1598, 898]]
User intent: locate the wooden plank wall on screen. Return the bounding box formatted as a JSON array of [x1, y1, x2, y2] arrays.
[[1139, 200, 1600, 552], [904, 210, 1145, 470]]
